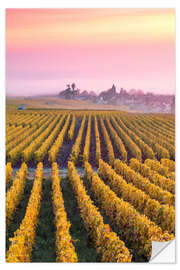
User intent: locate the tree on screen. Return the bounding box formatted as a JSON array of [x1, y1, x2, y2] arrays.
[[71, 83, 76, 92]]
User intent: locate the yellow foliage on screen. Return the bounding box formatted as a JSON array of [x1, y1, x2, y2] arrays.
[[114, 159, 175, 207], [6, 162, 27, 228], [6, 163, 43, 262], [98, 159, 175, 234], [6, 162, 13, 184], [84, 161, 174, 259], [48, 115, 70, 162], [68, 161, 132, 262], [52, 162, 78, 262]]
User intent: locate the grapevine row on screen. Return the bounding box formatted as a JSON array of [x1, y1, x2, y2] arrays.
[[6, 163, 43, 262], [114, 159, 175, 206], [68, 115, 76, 140], [118, 116, 170, 160], [161, 159, 175, 172], [152, 116, 175, 133], [115, 116, 155, 160], [68, 161, 132, 262], [6, 162, 13, 185], [98, 116, 115, 165], [22, 115, 62, 162], [94, 115, 101, 164], [7, 115, 55, 164], [34, 115, 66, 162], [70, 116, 86, 164], [104, 117, 127, 162], [52, 163, 78, 262], [130, 158, 175, 194], [126, 116, 175, 160], [6, 163, 28, 228], [6, 125, 32, 145], [145, 159, 170, 177], [48, 115, 70, 162], [6, 125, 28, 143], [83, 115, 91, 162], [6, 114, 51, 155], [134, 115, 174, 144], [84, 161, 173, 259], [110, 116, 142, 161], [98, 159, 175, 234]]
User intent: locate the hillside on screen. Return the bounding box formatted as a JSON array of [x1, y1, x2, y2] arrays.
[[6, 97, 130, 111]]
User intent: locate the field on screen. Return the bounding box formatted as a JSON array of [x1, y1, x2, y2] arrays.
[[6, 109, 175, 262], [6, 97, 130, 111]]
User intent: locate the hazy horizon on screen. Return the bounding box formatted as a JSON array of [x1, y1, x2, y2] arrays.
[[6, 84, 175, 98], [6, 9, 175, 97]]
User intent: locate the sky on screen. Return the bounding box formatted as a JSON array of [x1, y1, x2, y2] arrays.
[[6, 8, 175, 96]]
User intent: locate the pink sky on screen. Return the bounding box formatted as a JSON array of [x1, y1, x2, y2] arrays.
[[6, 8, 175, 96]]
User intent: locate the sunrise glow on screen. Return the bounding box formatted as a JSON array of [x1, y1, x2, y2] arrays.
[[6, 8, 175, 96]]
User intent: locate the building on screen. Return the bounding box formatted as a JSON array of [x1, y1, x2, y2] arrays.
[[18, 104, 25, 110]]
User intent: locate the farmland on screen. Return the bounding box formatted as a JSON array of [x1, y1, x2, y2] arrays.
[[6, 109, 175, 262]]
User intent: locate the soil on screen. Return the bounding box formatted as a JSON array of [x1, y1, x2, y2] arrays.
[[89, 116, 97, 167], [56, 116, 82, 167], [97, 117, 109, 163]]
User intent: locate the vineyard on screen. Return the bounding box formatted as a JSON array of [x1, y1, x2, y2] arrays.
[[6, 109, 175, 262]]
